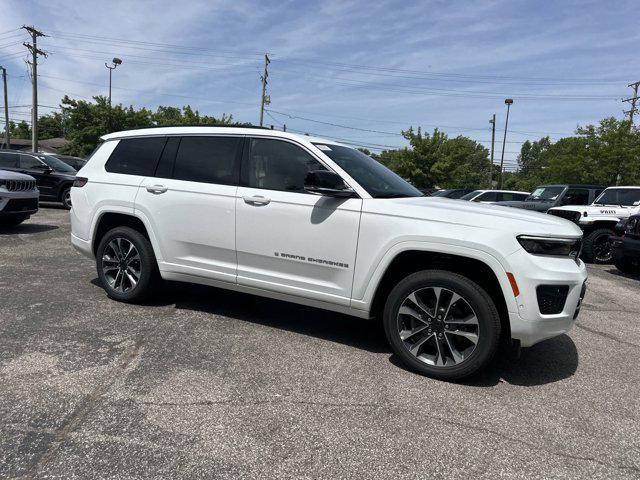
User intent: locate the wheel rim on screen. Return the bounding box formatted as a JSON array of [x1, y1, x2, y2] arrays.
[[593, 234, 612, 262], [63, 190, 72, 208], [396, 287, 479, 367], [102, 237, 141, 293]]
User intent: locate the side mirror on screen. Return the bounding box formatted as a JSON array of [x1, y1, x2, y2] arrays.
[[304, 170, 355, 198]]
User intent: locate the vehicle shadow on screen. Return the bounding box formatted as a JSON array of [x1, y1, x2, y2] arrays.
[[38, 202, 66, 210], [127, 280, 579, 382], [604, 268, 640, 280], [0, 223, 59, 235]]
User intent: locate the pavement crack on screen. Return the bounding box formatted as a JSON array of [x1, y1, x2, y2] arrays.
[[20, 340, 143, 480], [575, 323, 640, 348], [138, 398, 381, 408]]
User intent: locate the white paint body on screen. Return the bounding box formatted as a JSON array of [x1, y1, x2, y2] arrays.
[[70, 127, 587, 347], [549, 186, 640, 226]]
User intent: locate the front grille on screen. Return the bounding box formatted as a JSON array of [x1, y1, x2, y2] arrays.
[[537, 285, 569, 315], [3, 197, 38, 213], [5, 179, 37, 192], [548, 210, 580, 223]]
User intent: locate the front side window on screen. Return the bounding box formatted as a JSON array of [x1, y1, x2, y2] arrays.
[[245, 138, 326, 192], [40, 154, 77, 173], [313, 143, 422, 198], [173, 136, 241, 185], [0, 152, 18, 168], [562, 188, 590, 205], [460, 190, 483, 201], [594, 188, 640, 206], [20, 154, 46, 170], [476, 191, 498, 202], [528, 186, 564, 201], [106, 137, 167, 176]]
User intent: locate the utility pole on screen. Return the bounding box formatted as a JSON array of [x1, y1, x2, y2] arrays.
[[499, 99, 513, 189], [488, 113, 496, 188], [1, 66, 9, 149], [22, 25, 47, 152], [623, 81, 640, 127], [259, 54, 270, 127]]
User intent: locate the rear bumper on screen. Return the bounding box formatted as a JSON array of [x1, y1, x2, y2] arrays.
[[71, 232, 94, 259]]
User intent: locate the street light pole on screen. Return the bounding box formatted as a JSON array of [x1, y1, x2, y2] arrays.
[[104, 57, 122, 106], [499, 98, 513, 189]]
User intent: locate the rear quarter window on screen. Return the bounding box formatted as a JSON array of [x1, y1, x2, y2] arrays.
[[105, 137, 167, 176]]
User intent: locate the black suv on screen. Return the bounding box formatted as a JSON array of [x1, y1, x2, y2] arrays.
[[610, 214, 640, 274], [496, 184, 605, 212], [0, 150, 76, 209], [430, 188, 474, 199]]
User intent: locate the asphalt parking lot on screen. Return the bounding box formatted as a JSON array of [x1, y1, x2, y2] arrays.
[[1, 207, 639, 479]]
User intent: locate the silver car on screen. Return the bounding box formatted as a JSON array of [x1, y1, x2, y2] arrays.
[[0, 170, 39, 226]]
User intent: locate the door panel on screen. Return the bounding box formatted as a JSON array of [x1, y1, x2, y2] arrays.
[[236, 188, 361, 303], [136, 179, 238, 281]]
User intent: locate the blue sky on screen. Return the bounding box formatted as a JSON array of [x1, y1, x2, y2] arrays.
[[1, 0, 638, 168]]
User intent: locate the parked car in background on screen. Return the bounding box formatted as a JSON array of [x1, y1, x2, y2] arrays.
[[610, 214, 640, 274], [419, 187, 439, 196], [70, 126, 587, 380], [496, 184, 605, 212], [460, 189, 530, 204], [430, 189, 473, 199], [0, 150, 76, 209], [51, 154, 87, 171], [548, 186, 640, 264], [0, 170, 39, 226]]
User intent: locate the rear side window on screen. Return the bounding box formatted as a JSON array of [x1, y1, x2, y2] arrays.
[[0, 152, 18, 167], [172, 136, 241, 185], [563, 188, 590, 205], [105, 137, 167, 176], [476, 192, 498, 202]]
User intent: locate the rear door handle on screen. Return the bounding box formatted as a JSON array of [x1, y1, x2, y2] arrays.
[[243, 195, 271, 206], [146, 184, 168, 194]]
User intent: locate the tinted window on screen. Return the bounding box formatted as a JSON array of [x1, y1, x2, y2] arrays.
[[246, 138, 326, 192], [460, 190, 483, 200], [40, 154, 76, 173], [20, 154, 46, 170], [313, 143, 422, 198], [0, 152, 18, 168], [562, 188, 590, 205], [106, 137, 167, 176], [476, 191, 498, 202], [155, 137, 180, 179], [498, 192, 528, 201], [173, 136, 240, 185], [594, 188, 640, 206]]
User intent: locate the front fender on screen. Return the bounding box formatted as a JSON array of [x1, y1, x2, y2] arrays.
[[350, 240, 518, 315]]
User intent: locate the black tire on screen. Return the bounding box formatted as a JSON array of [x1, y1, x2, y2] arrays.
[[383, 270, 501, 380], [0, 216, 28, 226], [60, 186, 72, 210], [582, 228, 614, 264], [96, 226, 159, 303]]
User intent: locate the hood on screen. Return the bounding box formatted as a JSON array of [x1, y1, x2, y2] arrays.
[[364, 196, 583, 237], [0, 169, 36, 181], [550, 203, 639, 220]]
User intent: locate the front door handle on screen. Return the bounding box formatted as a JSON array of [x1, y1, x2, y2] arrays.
[[243, 195, 271, 206], [146, 184, 168, 194]]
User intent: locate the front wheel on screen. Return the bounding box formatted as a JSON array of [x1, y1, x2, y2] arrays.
[[582, 228, 614, 264], [96, 226, 159, 303], [383, 270, 501, 380]]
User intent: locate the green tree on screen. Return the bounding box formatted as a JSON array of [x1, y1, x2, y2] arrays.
[[9, 120, 31, 139]]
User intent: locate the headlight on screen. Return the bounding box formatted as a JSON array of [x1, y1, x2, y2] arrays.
[[517, 235, 582, 261]]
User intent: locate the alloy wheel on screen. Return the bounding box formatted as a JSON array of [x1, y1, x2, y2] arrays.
[[397, 286, 479, 367], [102, 237, 141, 293], [593, 234, 612, 263], [63, 190, 72, 209]]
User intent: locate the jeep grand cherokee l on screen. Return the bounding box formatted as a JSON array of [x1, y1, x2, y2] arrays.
[[70, 127, 587, 380]]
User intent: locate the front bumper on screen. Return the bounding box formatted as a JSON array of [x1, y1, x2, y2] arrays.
[[506, 248, 588, 347], [0, 190, 39, 217]]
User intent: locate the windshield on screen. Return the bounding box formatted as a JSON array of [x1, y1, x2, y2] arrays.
[[313, 143, 422, 198], [39, 154, 77, 174], [431, 190, 451, 197], [528, 186, 564, 201], [593, 188, 640, 206], [460, 190, 483, 200]]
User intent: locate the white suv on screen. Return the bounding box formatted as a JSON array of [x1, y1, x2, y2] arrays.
[[70, 127, 587, 380]]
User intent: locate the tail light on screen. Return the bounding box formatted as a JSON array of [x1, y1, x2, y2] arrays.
[[73, 177, 88, 187]]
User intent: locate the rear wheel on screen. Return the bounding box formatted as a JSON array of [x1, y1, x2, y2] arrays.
[[383, 270, 501, 380], [582, 228, 614, 264], [96, 226, 158, 303], [61, 187, 72, 209]]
